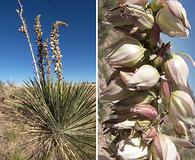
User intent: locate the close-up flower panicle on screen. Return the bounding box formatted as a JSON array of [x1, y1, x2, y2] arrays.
[[100, 0, 195, 159]]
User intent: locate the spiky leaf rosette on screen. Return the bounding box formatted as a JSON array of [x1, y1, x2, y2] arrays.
[[11, 80, 96, 160]]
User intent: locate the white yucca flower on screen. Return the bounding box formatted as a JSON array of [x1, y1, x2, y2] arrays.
[[106, 37, 146, 68], [151, 134, 180, 160], [169, 90, 195, 125], [117, 137, 148, 160], [120, 65, 160, 90], [164, 54, 189, 88], [156, 0, 191, 37]]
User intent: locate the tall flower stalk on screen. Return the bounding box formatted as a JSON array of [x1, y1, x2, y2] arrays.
[[50, 21, 68, 83], [43, 39, 51, 83], [16, 0, 40, 83], [100, 0, 195, 159], [34, 15, 44, 80]]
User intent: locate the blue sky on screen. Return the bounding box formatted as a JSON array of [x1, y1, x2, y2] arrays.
[[160, 0, 195, 92], [0, 0, 96, 83]]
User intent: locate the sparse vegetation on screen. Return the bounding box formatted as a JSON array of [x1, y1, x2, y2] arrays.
[[0, 80, 5, 90]]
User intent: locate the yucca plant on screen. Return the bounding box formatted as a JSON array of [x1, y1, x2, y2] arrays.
[[13, 80, 95, 159], [9, 0, 96, 159]]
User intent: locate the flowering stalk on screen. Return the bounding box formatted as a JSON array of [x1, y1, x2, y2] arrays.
[[42, 39, 51, 83], [34, 15, 44, 80], [100, 0, 195, 159], [50, 21, 68, 83], [16, 0, 40, 84]]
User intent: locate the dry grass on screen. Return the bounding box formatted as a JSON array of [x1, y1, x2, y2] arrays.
[[0, 85, 25, 160]]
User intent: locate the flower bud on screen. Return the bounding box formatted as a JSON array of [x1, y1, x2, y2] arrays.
[[132, 104, 158, 120], [160, 79, 171, 104], [107, 4, 154, 30], [117, 137, 148, 160], [164, 54, 189, 88], [120, 65, 160, 90], [169, 90, 195, 125], [151, 134, 180, 160], [156, 0, 191, 37], [112, 104, 158, 121], [106, 37, 146, 67], [100, 77, 133, 101]]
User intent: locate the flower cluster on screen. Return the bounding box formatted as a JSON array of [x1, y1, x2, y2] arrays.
[[100, 0, 195, 159], [42, 39, 50, 82], [34, 15, 44, 79], [50, 21, 68, 82]]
